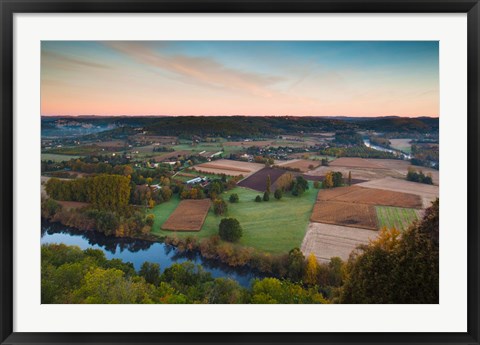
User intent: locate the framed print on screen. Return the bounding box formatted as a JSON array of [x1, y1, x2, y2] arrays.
[[1, 0, 479, 344]]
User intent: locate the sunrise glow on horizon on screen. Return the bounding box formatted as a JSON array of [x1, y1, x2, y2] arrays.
[[41, 41, 439, 117]]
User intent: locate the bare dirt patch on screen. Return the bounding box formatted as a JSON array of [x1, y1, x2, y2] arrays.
[[301, 222, 378, 263], [329, 157, 386, 169], [276, 159, 320, 172], [311, 201, 378, 230], [237, 167, 286, 192], [162, 199, 211, 231]]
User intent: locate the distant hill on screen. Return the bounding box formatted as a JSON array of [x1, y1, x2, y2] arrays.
[[42, 115, 439, 139]]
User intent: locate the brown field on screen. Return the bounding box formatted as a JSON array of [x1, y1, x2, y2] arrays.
[[130, 135, 178, 145], [152, 150, 191, 162], [389, 138, 412, 152], [305, 165, 405, 181], [94, 140, 126, 148], [310, 201, 378, 230], [356, 177, 439, 208], [237, 167, 286, 192], [366, 159, 439, 185], [193, 159, 264, 177], [277, 159, 320, 172], [317, 185, 422, 209], [162, 199, 211, 231], [329, 157, 386, 169], [301, 222, 378, 262]]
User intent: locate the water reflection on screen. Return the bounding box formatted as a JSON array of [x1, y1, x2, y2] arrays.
[[41, 221, 260, 287]]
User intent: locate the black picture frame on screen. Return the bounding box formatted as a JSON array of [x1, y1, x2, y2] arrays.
[[1, 1, 479, 344]]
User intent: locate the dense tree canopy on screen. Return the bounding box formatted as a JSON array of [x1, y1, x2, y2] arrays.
[[340, 199, 439, 304]]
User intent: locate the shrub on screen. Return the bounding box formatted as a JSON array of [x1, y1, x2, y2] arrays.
[[255, 195, 262, 202], [218, 218, 243, 242], [263, 191, 270, 201], [229, 193, 239, 203], [274, 189, 282, 200]]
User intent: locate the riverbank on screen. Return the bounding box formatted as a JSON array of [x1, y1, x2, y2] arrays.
[[41, 215, 296, 280], [42, 220, 262, 287]]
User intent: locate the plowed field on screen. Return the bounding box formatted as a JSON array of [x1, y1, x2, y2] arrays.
[[162, 199, 211, 231], [310, 201, 378, 230]]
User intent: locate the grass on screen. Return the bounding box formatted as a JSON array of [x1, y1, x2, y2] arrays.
[[148, 195, 181, 234], [151, 182, 319, 254], [375, 206, 419, 231], [41, 153, 82, 162]]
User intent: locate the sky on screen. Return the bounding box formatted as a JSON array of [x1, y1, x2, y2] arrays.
[[41, 41, 439, 117]]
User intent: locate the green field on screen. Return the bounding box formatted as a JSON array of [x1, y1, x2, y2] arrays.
[[41, 153, 82, 162], [150, 182, 319, 254], [148, 195, 182, 231], [376, 206, 419, 231]]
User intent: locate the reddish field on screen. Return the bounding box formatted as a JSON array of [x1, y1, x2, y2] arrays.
[[237, 168, 286, 192], [310, 201, 378, 230], [329, 157, 386, 169], [317, 186, 422, 209], [277, 159, 320, 172], [162, 199, 211, 231]]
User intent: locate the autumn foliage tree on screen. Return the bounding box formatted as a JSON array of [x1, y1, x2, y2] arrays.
[[340, 199, 439, 303], [304, 253, 320, 286]]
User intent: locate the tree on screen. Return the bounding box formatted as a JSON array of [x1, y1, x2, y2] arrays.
[[213, 198, 228, 216], [255, 195, 262, 202], [340, 199, 439, 304], [348, 171, 352, 186], [276, 173, 294, 191], [251, 278, 326, 304], [323, 173, 334, 189], [139, 262, 161, 286], [313, 181, 320, 189], [263, 191, 270, 201], [274, 189, 282, 200], [145, 214, 155, 226], [229, 193, 239, 203], [266, 175, 271, 193], [286, 248, 306, 281], [323, 171, 343, 188], [218, 218, 243, 242], [304, 253, 319, 286]]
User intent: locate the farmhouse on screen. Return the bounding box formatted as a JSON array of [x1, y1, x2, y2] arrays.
[[186, 176, 207, 185]]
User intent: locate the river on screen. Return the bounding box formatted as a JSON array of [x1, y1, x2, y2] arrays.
[[41, 221, 261, 287], [363, 139, 412, 159]]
